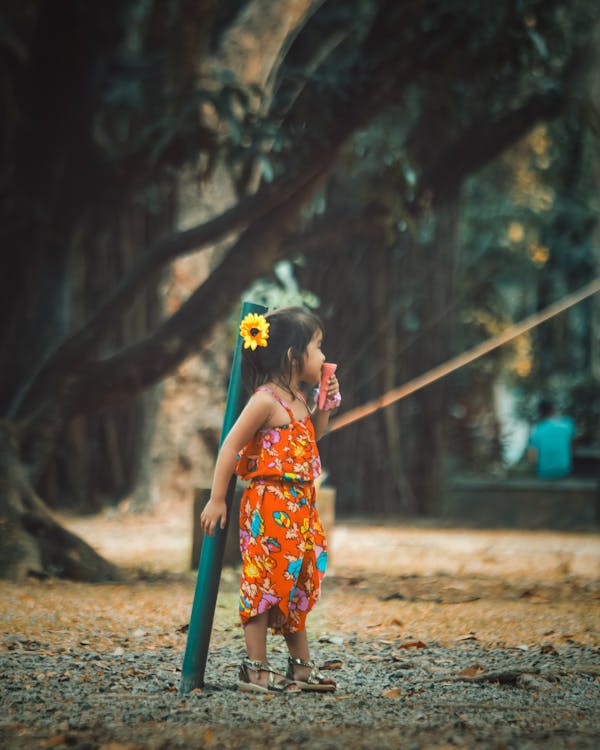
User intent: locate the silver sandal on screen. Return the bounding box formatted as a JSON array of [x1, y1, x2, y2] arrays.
[[286, 656, 336, 692], [238, 658, 299, 694]]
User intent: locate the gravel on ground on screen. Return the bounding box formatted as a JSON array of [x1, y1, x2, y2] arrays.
[[1, 507, 599, 749]]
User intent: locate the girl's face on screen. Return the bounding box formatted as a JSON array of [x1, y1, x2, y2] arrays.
[[300, 328, 326, 385]]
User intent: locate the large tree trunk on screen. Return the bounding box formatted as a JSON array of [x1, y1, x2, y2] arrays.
[[590, 23, 600, 389], [38, 200, 170, 513], [0, 422, 120, 581], [1, 162, 331, 580], [137, 0, 324, 509], [408, 194, 461, 514], [311, 188, 462, 517]]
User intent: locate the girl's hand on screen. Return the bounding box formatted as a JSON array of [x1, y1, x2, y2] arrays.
[[313, 372, 340, 439], [325, 373, 339, 400], [314, 372, 341, 420], [200, 498, 227, 536]]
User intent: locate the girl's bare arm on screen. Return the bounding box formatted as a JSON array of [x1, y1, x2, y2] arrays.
[[200, 392, 272, 536]]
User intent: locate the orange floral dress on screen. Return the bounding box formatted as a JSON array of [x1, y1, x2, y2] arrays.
[[234, 387, 328, 634]]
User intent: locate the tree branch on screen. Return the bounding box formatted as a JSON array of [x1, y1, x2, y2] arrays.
[[19, 165, 334, 454], [70, 176, 327, 403], [417, 91, 565, 202], [8, 153, 335, 421], [11, 3, 460, 423]]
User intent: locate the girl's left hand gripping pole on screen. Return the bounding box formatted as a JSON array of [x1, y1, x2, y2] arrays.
[[179, 301, 267, 693]]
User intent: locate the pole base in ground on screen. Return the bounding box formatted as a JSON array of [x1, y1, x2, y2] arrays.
[[179, 674, 203, 694]]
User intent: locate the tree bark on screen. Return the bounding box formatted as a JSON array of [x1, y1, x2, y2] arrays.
[[590, 22, 600, 384], [0, 422, 120, 581], [409, 192, 461, 514]]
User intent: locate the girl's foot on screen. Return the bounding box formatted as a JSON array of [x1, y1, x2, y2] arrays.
[[286, 656, 336, 692], [238, 659, 299, 694]]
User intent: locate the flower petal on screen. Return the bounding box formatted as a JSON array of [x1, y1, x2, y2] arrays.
[[239, 312, 270, 350]]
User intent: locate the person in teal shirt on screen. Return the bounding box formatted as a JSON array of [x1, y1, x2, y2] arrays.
[[527, 400, 575, 479]]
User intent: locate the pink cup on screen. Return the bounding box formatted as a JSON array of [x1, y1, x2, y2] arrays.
[[319, 363, 337, 409]]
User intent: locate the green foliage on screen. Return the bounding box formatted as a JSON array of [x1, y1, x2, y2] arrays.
[[456, 118, 597, 457], [242, 260, 320, 311]]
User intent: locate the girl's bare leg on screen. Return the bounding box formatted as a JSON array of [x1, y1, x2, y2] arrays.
[[243, 612, 269, 687], [244, 612, 296, 689], [244, 611, 269, 662], [283, 629, 336, 687], [283, 628, 310, 662]]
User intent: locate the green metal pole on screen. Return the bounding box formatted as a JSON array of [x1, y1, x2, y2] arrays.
[[179, 301, 267, 693]]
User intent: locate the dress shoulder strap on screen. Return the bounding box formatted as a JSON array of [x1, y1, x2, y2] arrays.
[[255, 386, 295, 420]]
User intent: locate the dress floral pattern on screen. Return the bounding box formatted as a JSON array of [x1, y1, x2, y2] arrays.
[[235, 387, 328, 634]]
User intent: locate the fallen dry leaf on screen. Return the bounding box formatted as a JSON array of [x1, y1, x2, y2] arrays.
[[381, 687, 402, 698], [44, 737, 70, 748], [320, 659, 343, 670], [397, 640, 427, 649], [458, 665, 484, 677]]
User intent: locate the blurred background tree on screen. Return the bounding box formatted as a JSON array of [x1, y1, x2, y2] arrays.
[[0, 0, 597, 579], [290, 0, 599, 514]]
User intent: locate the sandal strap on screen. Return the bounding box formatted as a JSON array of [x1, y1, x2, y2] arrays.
[[241, 658, 278, 673], [240, 658, 296, 692], [287, 656, 328, 684], [288, 656, 314, 669], [267, 671, 296, 691]]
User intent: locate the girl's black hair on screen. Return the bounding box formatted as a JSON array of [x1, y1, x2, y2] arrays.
[[241, 306, 324, 397]]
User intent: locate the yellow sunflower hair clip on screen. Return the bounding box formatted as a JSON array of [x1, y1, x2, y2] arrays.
[[239, 312, 270, 350]]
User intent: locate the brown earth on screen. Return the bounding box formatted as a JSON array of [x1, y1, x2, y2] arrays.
[[1, 500, 599, 749], [48, 501, 600, 647]]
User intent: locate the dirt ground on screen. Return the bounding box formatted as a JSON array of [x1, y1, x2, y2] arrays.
[[1, 500, 599, 749], [52, 501, 600, 645]]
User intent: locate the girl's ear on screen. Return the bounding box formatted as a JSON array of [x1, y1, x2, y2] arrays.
[[286, 347, 294, 366]]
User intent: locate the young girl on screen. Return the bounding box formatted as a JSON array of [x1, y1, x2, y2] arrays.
[[200, 306, 341, 694]]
